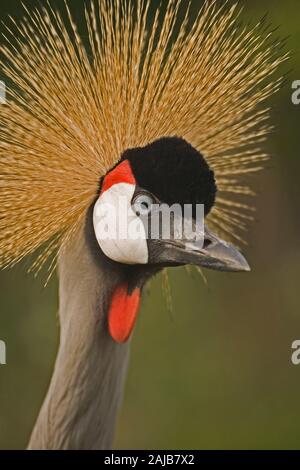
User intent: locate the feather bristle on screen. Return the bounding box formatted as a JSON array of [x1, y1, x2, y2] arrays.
[[0, 0, 287, 270]]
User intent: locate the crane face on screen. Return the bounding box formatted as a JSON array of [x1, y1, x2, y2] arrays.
[[93, 137, 250, 273]]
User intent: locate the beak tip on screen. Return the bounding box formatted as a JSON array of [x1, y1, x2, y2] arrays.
[[234, 253, 251, 272], [243, 262, 251, 272]]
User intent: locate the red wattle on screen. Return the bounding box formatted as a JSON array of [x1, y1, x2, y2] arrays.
[[108, 284, 141, 343]]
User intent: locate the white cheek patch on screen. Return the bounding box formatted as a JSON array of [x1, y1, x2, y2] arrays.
[[93, 182, 148, 265]]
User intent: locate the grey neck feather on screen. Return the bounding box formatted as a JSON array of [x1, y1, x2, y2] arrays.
[[28, 218, 130, 450]]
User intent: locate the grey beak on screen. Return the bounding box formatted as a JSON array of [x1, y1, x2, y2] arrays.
[[183, 227, 250, 272], [148, 226, 250, 273]]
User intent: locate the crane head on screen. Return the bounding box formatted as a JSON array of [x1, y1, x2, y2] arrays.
[[0, 1, 287, 344], [93, 137, 250, 275]]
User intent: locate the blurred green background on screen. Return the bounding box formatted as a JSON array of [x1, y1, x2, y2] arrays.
[[0, 0, 300, 450]]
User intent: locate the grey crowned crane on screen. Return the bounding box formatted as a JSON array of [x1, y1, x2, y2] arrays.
[[0, 0, 286, 450]]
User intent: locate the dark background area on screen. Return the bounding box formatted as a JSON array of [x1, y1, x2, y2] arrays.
[[0, 0, 300, 449]]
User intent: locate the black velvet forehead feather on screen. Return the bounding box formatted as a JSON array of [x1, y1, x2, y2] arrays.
[[121, 137, 217, 216]]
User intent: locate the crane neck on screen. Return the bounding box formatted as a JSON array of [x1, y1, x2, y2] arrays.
[[28, 219, 131, 449]]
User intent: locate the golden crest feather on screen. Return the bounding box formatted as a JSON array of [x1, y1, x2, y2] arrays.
[[0, 0, 288, 273]]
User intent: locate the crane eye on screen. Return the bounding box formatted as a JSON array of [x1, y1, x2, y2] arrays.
[[132, 193, 155, 217]]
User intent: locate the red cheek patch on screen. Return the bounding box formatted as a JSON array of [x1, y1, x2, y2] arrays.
[[108, 284, 141, 343], [101, 159, 136, 194]]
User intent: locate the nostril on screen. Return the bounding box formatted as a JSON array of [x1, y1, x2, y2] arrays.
[[203, 238, 212, 249]]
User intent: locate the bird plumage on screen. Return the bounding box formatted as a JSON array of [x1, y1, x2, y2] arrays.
[[120, 137, 217, 217], [0, 0, 287, 274], [28, 219, 131, 449], [0, 0, 288, 450]]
